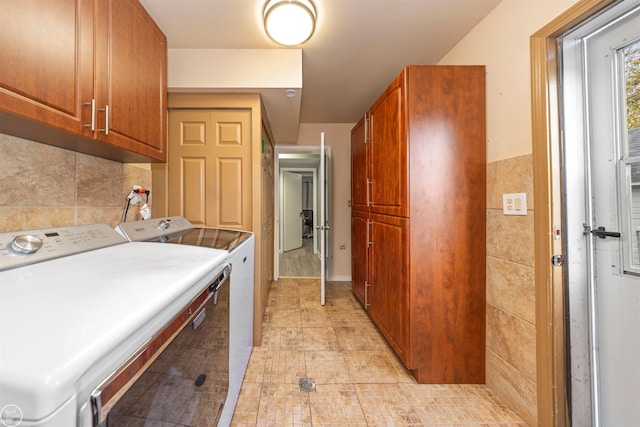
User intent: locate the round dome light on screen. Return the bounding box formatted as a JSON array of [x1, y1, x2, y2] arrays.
[[263, 0, 316, 46]]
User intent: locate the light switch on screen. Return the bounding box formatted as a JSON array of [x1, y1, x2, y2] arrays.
[[503, 193, 527, 215]]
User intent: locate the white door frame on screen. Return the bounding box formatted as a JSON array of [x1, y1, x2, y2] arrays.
[[531, 0, 638, 424], [279, 167, 317, 254], [274, 146, 320, 281], [562, 4, 640, 425], [531, 1, 617, 424]]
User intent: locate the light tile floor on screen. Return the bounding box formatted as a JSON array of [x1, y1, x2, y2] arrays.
[[231, 278, 526, 426]]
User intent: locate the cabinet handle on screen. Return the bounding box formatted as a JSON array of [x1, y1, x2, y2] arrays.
[[364, 281, 370, 308], [83, 99, 96, 131], [98, 105, 109, 135], [364, 114, 369, 144], [367, 114, 372, 207], [366, 219, 369, 246]]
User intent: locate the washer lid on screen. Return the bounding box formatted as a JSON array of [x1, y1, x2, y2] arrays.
[[0, 242, 228, 422], [161, 227, 254, 251]]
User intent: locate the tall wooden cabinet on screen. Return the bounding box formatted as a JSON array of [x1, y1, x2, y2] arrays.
[[351, 65, 486, 384], [153, 93, 274, 346], [0, 0, 166, 162]]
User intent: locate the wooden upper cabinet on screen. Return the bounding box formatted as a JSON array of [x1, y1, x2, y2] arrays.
[[0, 0, 166, 162], [350, 116, 369, 212], [95, 0, 166, 160], [369, 75, 407, 217], [0, 0, 94, 137], [351, 75, 407, 217]]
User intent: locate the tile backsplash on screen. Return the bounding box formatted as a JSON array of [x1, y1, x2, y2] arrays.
[[0, 133, 152, 232], [486, 154, 536, 426]]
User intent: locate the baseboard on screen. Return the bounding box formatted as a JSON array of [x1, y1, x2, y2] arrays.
[[328, 276, 352, 282]]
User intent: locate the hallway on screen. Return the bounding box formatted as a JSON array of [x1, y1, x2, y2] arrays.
[[231, 278, 525, 426], [279, 239, 320, 278]]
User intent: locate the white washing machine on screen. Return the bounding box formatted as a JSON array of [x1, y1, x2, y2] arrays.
[[0, 223, 230, 426], [116, 216, 255, 426]]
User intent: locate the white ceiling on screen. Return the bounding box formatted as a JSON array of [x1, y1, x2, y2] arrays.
[[139, 0, 501, 143]]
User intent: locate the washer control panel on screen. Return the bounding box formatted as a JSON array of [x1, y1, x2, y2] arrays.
[[116, 216, 194, 242], [0, 224, 127, 271]]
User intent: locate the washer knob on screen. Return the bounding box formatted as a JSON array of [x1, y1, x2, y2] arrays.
[[10, 235, 44, 254], [157, 220, 169, 230]]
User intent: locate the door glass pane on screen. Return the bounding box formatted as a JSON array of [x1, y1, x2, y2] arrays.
[[625, 41, 640, 131], [621, 40, 640, 273]]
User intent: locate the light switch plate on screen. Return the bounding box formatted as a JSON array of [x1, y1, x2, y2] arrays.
[[503, 193, 527, 215]]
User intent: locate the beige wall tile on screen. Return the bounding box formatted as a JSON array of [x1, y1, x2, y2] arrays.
[[486, 350, 537, 426], [0, 134, 75, 206], [486, 304, 536, 381], [487, 155, 534, 210], [0, 207, 75, 232], [76, 207, 123, 228], [0, 134, 151, 231], [76, 153, 123, 207], [486, 209, 534, 267], [485, 151, 536, 424], [122, 164, 152, 193], [487, 256, 535, 324]]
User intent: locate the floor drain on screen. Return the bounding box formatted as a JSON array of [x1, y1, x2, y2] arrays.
[[299, 377, 316, 392]]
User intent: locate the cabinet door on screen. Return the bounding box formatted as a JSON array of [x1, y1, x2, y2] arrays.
[[351, 116, 369, 211], [351, 210, 369, 306], [95, 0, 166, 161], [369, 75, 407, 217], [368, 213, 409, 363], [0, 0, 94, 137]]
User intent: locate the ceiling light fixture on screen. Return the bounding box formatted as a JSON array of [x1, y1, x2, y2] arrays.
[[263, 0, 316, 46]]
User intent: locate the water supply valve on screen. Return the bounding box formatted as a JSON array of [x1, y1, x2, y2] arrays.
[[121, 185, 151, 222]]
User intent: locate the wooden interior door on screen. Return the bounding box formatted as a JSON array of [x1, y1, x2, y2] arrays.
[[167, 109, 251, 228], [282, 171, 303, 252]]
